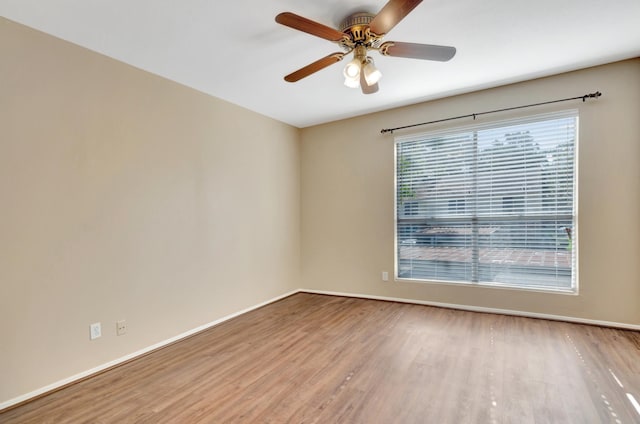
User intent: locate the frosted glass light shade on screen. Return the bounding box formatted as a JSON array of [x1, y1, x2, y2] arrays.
[[344, 75, 360, 88], [363, 59, 382, 86], [343, 58, 361, 79]]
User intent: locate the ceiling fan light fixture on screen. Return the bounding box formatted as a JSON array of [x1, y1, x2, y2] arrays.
[[343, 57, 361, 79], [363, 57, 382, 86], [344, 75, 360, 88]]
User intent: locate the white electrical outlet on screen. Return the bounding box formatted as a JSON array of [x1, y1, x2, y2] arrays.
[[90, 322, 101, 340], [382, 271, 389, 281], [116, 320, 127, 336]]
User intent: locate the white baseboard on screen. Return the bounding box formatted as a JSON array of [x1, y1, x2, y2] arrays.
[[0, 289, 299, 412], [300, 289, 640, 331]]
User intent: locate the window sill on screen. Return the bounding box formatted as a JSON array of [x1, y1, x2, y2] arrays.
[[393, 277, 579, 296]]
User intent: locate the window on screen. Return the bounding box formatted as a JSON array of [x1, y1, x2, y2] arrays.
[[395, 111, 577, 292]]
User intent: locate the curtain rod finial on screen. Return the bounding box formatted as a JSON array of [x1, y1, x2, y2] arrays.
[[583, 91, 602, 101]]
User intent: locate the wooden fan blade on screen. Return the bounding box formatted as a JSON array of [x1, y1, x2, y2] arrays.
[[369, 0, 423, 35], [360, 71, 379, 95], [284, 52, 345, 82], [379, 41, 456, 61], [276, 12, 346, 42]]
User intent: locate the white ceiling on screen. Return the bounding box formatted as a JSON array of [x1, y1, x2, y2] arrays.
[[1, 0, 639, 128]]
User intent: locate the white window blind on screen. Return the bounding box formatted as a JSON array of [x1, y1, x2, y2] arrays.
[[395, 111, 577, 291]]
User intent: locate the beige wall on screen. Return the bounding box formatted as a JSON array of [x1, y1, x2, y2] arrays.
[[0, 18, 300, 404], [301, 59, 640, 325]]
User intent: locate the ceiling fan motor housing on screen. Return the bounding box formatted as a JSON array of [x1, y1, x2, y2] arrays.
[[339, 13, 382, 48]]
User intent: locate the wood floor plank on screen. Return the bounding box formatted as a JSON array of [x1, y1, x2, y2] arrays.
[[2, 293, 640, 423]]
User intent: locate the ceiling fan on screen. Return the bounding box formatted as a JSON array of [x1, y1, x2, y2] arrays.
[[275, 0, 456, 94]]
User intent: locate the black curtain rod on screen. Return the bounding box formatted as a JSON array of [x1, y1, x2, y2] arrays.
[[380, 91, 602, 134]]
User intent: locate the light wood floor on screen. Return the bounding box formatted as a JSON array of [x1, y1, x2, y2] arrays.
[[2, 293, 640, 423]]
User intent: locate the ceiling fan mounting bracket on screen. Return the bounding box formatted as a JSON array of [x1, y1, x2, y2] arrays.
[[378, 42, 395, 56]]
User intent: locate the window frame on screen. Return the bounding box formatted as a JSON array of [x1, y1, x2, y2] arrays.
[[393, 110, 579, 294]]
